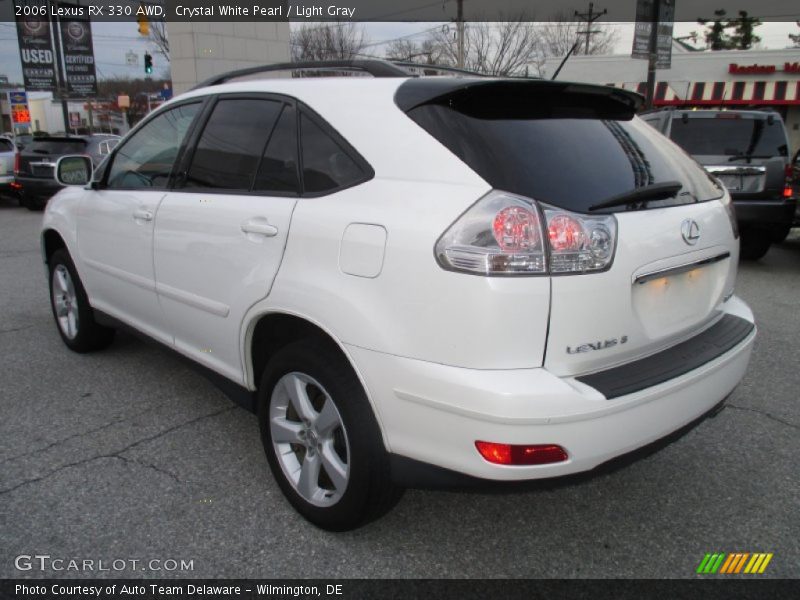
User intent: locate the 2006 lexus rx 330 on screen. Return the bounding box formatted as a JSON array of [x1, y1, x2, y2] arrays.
[[41, 62, 755, 530]]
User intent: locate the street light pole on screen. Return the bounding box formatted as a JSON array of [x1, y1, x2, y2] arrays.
[[645, 0, 662, 110]]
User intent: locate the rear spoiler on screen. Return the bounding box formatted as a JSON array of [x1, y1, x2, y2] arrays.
[[395, 79, 644, 120]]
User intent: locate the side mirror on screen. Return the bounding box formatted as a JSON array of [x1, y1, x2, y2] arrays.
[[55, 155, 93, 186]]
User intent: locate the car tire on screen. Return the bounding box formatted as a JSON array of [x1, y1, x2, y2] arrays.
[[22, 195, 46, 211], [48, 249, 115, 352], [258, 338, 403, 531], [739, 231, 772, 261], [769, 225, 793, 244]]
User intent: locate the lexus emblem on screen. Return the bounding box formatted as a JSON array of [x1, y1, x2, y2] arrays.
[[681, 219, 700, 245]]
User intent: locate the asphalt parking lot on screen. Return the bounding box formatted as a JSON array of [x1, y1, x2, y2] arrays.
[[0, 197, 798, 579]]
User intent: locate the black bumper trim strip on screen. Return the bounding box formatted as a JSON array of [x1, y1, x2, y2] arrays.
[[576, 314, 754, 400]]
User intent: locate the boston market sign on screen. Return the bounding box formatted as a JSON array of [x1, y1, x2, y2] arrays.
[[729, 62, 800, 75]]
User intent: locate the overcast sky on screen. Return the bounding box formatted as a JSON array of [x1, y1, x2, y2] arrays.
[[0, 20, 798, 84]]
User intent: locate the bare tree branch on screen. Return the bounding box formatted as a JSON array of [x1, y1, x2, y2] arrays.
[[148, 20, 170, 62], [537, 11, 618, 58], [423, 14, 541, 76], [290, 22, 369, 61]]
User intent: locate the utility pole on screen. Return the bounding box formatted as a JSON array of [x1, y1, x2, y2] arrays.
[[456, 0, 465, 68], [574, 2, 607, 55], [645, 0, 661, 110]]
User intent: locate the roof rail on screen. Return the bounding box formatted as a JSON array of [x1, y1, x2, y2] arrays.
[[192, 59, 411, 90], [390, 61, 488, 78]]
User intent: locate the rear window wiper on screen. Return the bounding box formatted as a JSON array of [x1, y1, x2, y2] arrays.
[[588, 181, 683, 212]]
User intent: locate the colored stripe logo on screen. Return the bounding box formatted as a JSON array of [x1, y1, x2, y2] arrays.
[[697, 552, 773, 574]]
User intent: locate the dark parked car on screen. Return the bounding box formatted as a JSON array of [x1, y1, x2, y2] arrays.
[[15, 134, 119, 210], [641, 109, 795, 259]]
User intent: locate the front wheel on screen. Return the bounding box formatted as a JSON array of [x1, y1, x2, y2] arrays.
[[258, 339, 403, 531], [48, 249, 115, 352]]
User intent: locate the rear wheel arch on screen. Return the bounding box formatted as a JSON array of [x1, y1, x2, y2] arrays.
[[246, 312, 389, 445]]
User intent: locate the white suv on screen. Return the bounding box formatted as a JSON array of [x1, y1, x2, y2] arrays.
[[43, 61, 755, 530]]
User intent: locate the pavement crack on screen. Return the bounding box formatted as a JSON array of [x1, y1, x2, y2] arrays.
[[725, 403, 798, 431], [112, 455, 183, 485], [0, 404, 236, 496], [0, 405, 160, 466], [0, 325, 34, 335]]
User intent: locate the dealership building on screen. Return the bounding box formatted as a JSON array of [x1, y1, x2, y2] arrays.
[[544, 47, 800, 154]]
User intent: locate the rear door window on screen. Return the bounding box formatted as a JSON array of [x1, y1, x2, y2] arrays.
[[185, 98, 283, 191], [254, 104, 300, 194]]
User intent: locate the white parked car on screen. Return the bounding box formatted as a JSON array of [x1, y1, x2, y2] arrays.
[[42, 61, 755, 530], [0, 136, 16, 200]]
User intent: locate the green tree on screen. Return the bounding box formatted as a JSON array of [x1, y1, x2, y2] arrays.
[[729, 11, 761, 49], [698, 10, 734, 50]]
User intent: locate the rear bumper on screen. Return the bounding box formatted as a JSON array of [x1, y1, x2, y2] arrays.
[[733, 197, 796, 228], [15, 176, 62, 200], [348, 296, 755, 484]]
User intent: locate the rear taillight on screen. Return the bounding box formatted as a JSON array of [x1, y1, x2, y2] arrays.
[[784, 164, 794, 199], [435, 190, 616, 276], [543, 206, 616, 273], [435, 191, 546, 275], [13, 152, 20, 176]]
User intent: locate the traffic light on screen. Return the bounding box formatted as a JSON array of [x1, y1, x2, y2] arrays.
[[144, 52, 153, 75], [137, 11, 149, 36]]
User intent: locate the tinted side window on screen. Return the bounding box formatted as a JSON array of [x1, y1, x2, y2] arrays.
[[300, 112, 365, 193], [254, 105, 299, 194], [185, 98, 282, 191], [0, 139, 14, 152], [107, 103, 200, 189]]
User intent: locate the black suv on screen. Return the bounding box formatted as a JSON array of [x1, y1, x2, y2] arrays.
[[15, 134, 119, 210], [641, 109, 795, 259]]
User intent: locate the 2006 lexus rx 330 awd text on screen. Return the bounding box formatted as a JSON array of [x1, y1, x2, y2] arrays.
[[41, 61, 755, 531]]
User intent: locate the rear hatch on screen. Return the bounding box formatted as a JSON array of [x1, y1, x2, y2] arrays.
[[667, 112, 789, 199], [18, 137, 88, 180], [400, 79, 738, 377]]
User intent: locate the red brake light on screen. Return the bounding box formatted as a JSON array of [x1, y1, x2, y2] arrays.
[[492, 206, 541, 252], [784, 186, 793, 199], [14, 152, 20, 175], [475, 441, 568, 465], [548, 214, 585, 252]]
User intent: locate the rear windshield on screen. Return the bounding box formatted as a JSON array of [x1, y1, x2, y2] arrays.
[[27, 138, 87, 155], [0, 138, 14, 152], [669, 116, 788, 157], [408, 105, 722, 213]]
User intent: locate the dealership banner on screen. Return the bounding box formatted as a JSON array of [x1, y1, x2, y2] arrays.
[[13, 3, 57, 92], [58, 3, 98, 97], [631, 0, 676, 69]]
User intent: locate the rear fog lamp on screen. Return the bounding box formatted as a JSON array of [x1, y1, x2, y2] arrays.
[[475, 441, 568, 465]]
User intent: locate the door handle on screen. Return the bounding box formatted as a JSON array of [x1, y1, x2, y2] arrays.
[[241, 217, 278, 237], [133, 208, 154, 222]]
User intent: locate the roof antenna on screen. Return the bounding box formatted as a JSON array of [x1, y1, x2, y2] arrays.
[[551, 40, 581, 80]]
